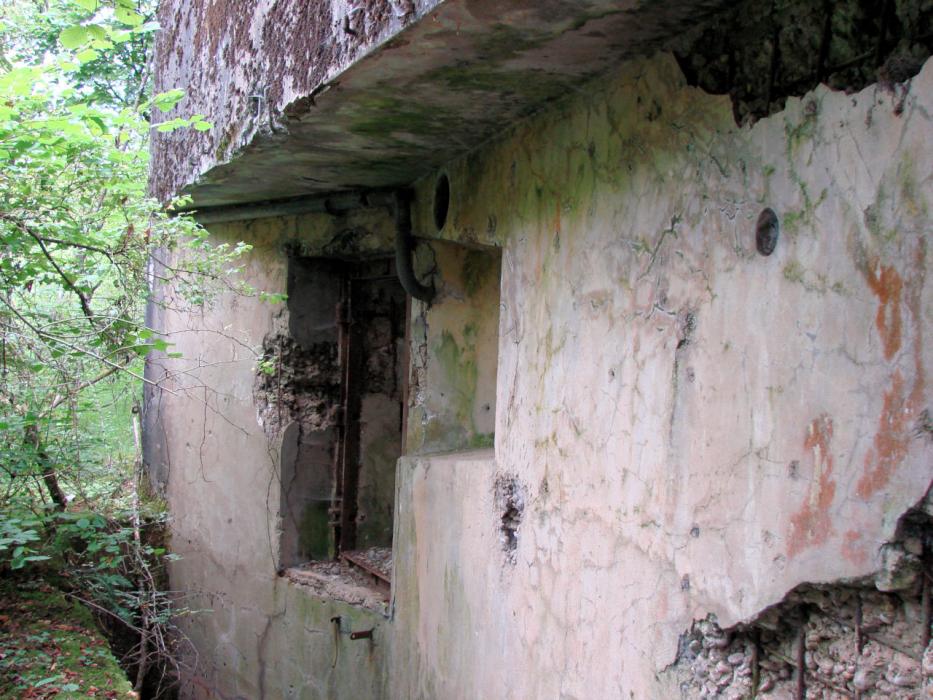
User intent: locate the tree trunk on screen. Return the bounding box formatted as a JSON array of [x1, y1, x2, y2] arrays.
[[24, 423, 66, 510]]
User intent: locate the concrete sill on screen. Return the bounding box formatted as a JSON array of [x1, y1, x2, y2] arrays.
[[285, 557, 390, 615]]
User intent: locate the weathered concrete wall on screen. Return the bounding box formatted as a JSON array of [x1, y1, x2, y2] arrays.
[[148, 44, 931, 700], [144, 209, 396, 698], [406, 240, 500, 454], [390, 53, 932, 697]]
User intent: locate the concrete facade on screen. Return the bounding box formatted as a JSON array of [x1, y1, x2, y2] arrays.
[[146, 1, 932, 697]]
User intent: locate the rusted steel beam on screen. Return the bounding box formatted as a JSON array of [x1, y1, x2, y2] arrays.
[[341, 550, 391, 586]]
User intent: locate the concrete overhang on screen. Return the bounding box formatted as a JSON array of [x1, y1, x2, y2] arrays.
[[151, 0, 727, 209]]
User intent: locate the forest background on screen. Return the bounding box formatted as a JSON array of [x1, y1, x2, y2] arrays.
[[0, 0, 254, 695]]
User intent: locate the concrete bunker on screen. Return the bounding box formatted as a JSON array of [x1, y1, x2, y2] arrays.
[[146, 0, 933, 696]]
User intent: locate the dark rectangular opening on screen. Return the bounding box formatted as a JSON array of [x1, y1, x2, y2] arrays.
[[276, 256, 405, 595]]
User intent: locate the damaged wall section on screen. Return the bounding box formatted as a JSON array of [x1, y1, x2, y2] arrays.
[[668, 496, 933, 698], [670, 0, 933, 123], [390, 47, 932, 700], [143, 206, 397, 699], [256, 255, 406, 567]]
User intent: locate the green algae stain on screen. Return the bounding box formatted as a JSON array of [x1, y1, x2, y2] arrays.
[[462, 250, 492, 298], [468, 432, 495, 449], [434, 330, 479, 429], [783, 260, 805, 284], [299, 502, 332, 560], [0, 580, 133, 698]]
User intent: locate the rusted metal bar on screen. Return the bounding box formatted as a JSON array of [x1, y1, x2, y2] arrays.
[[750, 628, 761, 699], [795, 626, 806, 700], [350, 629, 373, 641], [338, 279, 365, 554], [922, 544, 931, 650], [771, 651, 853, 698], [855, 594, 863, 654], [864, 632, 921, 662], [341, 550, 391, 587], [816, 605, 921, 662], [854, 594, 863, 700]]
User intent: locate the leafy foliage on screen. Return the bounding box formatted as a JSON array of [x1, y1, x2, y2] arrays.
[[0, 0, 252, 693]]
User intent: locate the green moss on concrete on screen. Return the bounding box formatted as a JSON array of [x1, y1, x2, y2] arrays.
[[348, 96, 460, 140], [427, 65, 569, 104], [0, 580, 133, 698], [435, 330, 479, 429], [462, 250, 493, 298], [468, 432, 495, 449], [783, 259, 805, 284], [299, 502, 333, 560], [471, 23, 547, 63], [357, 433, 399, 548]]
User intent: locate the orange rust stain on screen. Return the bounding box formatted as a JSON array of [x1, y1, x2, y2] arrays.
[[863, 262, 903, 360], [787, 415, 837, 557], [855, 372, 914, 499], [856, 243, 926, 500], [842, 529, 868, 566]]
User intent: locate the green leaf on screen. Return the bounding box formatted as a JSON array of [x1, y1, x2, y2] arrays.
[[133, 21, 161, 34], [86, 24, 107, 41], [76, 48, 100, 63], [114, 7, 144, 26], [73, 0, 100, 10], [59, 25, 89, 49], [192, 120, 212, 132], [151, 88, 185, 113], [87, 115, 107, 133]]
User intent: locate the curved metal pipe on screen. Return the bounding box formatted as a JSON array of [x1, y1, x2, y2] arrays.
[[394, 190, 435, 303]]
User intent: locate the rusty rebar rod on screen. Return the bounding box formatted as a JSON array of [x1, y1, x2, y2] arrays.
[[771, 651, 854, 698], [855, 594, 863, 654], [922, 544, 931, 650], [750, 628, 761, 699], [795, 626, 806, 700]]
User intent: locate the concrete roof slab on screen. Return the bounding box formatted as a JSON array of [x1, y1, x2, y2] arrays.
[[151, 0, 726, 207]]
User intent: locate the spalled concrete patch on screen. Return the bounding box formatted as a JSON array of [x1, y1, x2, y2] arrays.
[[254, 325, 341, 439], [668, 496, 933, 698], [494, 473, 525, 563]]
